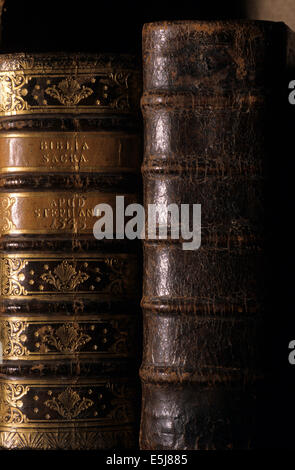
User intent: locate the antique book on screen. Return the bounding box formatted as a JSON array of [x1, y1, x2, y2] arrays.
[[0, 53, 141, 449], [140, 20, 295, 449]]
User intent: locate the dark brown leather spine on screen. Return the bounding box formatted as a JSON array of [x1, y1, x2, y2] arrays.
[[140, 20, 294, 450]]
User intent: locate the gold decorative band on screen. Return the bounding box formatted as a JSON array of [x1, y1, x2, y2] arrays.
[[0, 192, 137, 235], [0, 53, 140, 116], [0, 427, 135, 450], [0, 377, 135, 428], [0, 253, 137, 298], [0, 132, 141, 173], [0, 315, 136, 360]]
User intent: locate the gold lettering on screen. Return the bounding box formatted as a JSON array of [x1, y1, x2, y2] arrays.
[[78, 197, 86, 208], [40, 140, 92, 151], [86, 208, 94, 217], [40, 141, 48, 150], [59, 198, 66, 208], [39, 140, 90, 165]]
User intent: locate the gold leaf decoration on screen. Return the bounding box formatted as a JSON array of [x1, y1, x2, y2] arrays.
[[0, 429, 134, 450], [45, 77, 93, 106], [36, 323, 91, 353], [0, 383, 29, 425], [103, 72, 130, 110], [1, 259, 28, 296], [106, 383, 134, 422], [40, 260, 89, 291], [0, 320, 29, 357], [0, 196, 16, 233], [105, 257, 125, 294], [0, 73, 29, 113], [0, 54, 140, 117], [44, 387, 93, 419]]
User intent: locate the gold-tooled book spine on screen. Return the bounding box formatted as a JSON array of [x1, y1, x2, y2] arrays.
[[0, 53, 141, 450]]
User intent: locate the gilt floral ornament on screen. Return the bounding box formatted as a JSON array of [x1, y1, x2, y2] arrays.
[[36, 323, 91, 353], [44, 387, 93, 419], [40, 260, 89, 291], [45, 77, 94, 106]]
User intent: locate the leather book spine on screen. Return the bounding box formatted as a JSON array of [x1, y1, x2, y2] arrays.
[[0, 53, 141, 450], [140, 20, 293, 450]]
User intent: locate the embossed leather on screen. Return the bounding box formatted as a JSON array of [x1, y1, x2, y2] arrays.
[[140, 20, 295, 450]]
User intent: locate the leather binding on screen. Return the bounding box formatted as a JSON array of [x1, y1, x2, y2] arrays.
[[0, 53, 141, 450], [140, 20, 295, 449]]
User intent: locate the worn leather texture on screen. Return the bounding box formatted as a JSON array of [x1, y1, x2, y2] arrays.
[[140, 20, 295, 450]]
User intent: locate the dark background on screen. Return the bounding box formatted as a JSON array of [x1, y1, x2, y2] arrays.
[[0, 0, 248, 54], [1, 0, 295, 450]]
